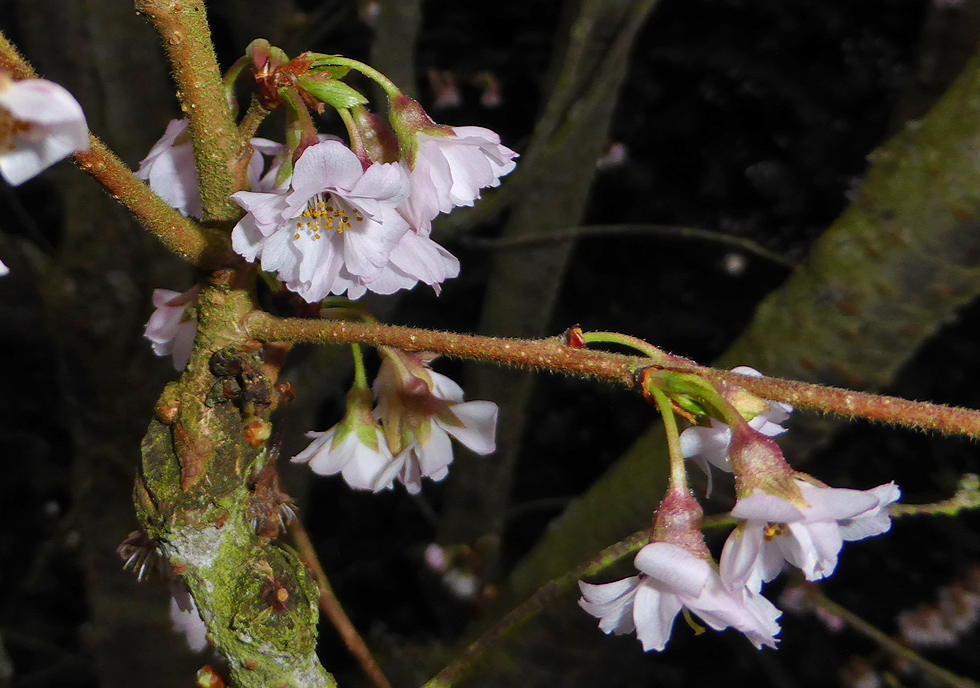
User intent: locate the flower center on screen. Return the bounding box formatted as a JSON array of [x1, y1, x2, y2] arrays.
[[291, 192, 365, 242], [0, 107, 34, 152], [764, 522, 787, 541]]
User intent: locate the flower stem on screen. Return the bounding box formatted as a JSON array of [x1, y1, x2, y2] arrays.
[[811, 592, 980, 688], [237, 96, 271, 144], [350, 343, 369, 390], [645, 385, 688, 492], [580, 331, 674, 364], [338, 108, 369, 163], [314, 56, 402, 98]]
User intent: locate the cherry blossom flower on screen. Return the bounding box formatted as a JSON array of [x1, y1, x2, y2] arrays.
[[231, 139, 414, 301], [722, 479, 901, 589], [398, 125, 518, 233], [291, 390, 394, 491], [144, 286, 200, 371], [579, 542, 782, 652], [373, 353, 497, 494], [169, 595, 208, 653], [0, 258, 8, 276], [137, 118, 282, 218], [0, 74, 89, 186], [389, 95, 517, 233]]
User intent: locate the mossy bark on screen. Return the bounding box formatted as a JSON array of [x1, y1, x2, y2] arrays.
[[136, 286, 335, 688]]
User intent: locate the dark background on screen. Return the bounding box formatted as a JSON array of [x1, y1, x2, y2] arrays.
[[2, 0, 979, 686]]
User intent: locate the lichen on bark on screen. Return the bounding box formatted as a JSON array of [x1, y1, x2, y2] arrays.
[[134, 283, 336, 688]]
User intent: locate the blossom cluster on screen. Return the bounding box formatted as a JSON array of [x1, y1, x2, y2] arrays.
[[579, 367, 900, 652], [292, 350, 498, 495]]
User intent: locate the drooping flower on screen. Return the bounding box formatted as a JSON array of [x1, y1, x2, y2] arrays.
[[137, 118, 283, 218], [291, 388, 394, 491], [579, 482, 782, 651], [373, 351, 497, 494], [389, 94, 518, 233], [0, 73, 89, 186], [231, 139, 413, 301], [722, 478, 901, 589], [579, 542, 782, 652], [680, 366, 792, 494], [144, 286, 200, 371]]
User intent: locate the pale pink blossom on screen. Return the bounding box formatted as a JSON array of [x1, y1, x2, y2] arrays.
[[0, 258, 7, 276], [354, 228, 460, 296], [0, 74, 89, 186], [374, 357, 497, 494], [398, 125, 517, 233], [169, 595, 208, 653], [231, 139, 413, 301], [137, 118, 282, 218], [579, 542, 781, 652], [144, 286, 199, 371], [722, 480, 900, 589]]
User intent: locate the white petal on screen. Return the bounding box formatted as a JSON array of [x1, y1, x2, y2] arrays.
[[291, 140, 363, 198], [634, 543, 710, 598], [578, 578, 640, 635], [796, 481, 880, 521], [429, 371, 466, 403], [416, 425, 455, 479], [437, 401, 498, 455], [169, 596, 208, 653], [633, 582, 680, 652], [720, 524, 765, 593], [732, 492, 805, 523]]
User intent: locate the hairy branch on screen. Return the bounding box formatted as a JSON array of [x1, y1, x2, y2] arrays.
[[0, 26, 233, 268], [134, 0, 240, 223], [246, 313, 980, 440]]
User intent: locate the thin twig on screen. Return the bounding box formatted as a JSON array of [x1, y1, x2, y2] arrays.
[[812, 593, 980, 688], [890, 474, 980, 517], [288, 519, 394, 688], [465, 223, 797, 269], [691, 366, 980, 440], [0, 27, 232, 268], [246, 313, 980, 440]]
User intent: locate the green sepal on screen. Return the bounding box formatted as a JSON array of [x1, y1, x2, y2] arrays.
[[353, 423, 381, 452], [308, 65, 352, 80], [297, 75, 368, 110]]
